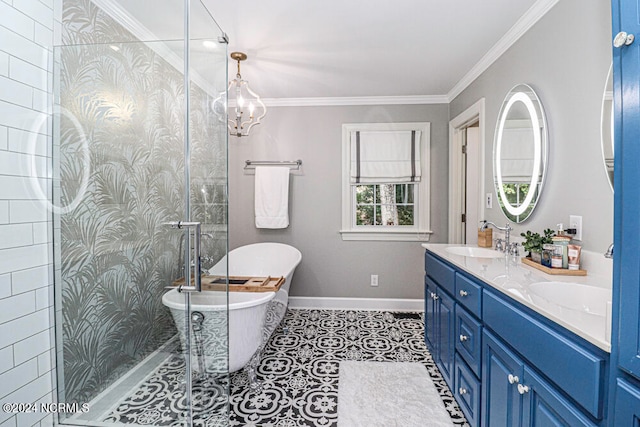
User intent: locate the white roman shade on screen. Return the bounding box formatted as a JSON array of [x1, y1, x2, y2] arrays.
[[500, 127, 537, 183], [350, 130, 422, 183]]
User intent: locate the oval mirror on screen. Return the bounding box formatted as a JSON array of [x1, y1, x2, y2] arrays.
[[601, 64, 614, 192], [493, 84, 548, 223]]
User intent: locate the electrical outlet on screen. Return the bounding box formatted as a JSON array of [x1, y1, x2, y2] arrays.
[[569, 215, 582, 241], [486, 193, 493, 209], [370, 274, 378, 287]]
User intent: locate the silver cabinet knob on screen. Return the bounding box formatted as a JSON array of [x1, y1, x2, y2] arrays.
[[459, 289, 468, 297], [508, 374, 519, 384], [614, 31, 635, 48], [432, 293, 439, 300], [459, 334, 469, 342], [459, 387, 467, 395], [517, 384, 530, 395]]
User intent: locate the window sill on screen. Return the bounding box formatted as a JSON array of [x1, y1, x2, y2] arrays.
[[339, 229, 433, 242]]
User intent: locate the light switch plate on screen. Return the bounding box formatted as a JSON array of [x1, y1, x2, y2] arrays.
[[569, 215, 582, 241], [486, 193, 493, 209]]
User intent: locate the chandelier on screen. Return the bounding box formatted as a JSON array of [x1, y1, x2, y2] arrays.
[[227, 52, 266, 137]]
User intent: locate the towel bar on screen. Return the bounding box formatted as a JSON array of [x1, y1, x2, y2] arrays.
[[244, 160, 302, 170]]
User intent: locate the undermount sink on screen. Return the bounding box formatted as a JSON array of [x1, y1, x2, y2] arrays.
[[445, 246, 505, 258], [528, 282, 611, 315], [527, 281, 612, 343]]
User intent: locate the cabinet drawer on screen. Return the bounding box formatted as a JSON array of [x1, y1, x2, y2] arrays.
[[455, 305, 482, 377], [425, 252, 455, 295], [483, 289, 606, 419], [455, 272, 482, 318], [455, 354, 481, 427]]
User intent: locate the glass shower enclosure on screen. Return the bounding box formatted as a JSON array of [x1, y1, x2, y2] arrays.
[[52, 1, 229, 425]]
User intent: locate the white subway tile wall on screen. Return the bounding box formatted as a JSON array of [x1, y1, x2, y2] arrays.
[[0, 0, 59, 426]]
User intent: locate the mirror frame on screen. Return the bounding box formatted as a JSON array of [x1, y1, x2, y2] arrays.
[[493, 83, 548, 223], [600, 64, 614, 192]]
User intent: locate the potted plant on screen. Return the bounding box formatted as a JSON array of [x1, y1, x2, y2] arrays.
[[521, 229, 555, 263]]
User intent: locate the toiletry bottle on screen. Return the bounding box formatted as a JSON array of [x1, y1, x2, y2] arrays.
[[552, 223, 571, 269]]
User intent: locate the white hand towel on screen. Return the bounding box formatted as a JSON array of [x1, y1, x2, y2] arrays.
[[255, 166, 290, 229]]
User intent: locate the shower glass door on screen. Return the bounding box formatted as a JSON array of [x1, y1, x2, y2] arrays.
[[52, 1, 228, 426]]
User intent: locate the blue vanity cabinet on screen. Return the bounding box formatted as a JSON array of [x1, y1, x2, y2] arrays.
[[423, 277, 455, 389], [613, 0, 640, 383], [482, 333, 597, 426], [426, 252, 484, 426], [482, 330, 524, 427], [482, 306, 601, 427], [424, 255, 456, 390], [425, 276, 437, 351], [483, 288, 607, 425], [609, 1, 640, 424], [521, 367, 598, 427], [436, 290, 456, 390], [425, 250, 608, 426]]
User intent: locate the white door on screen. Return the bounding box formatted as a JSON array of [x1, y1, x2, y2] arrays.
[[465, 127, 480, 244]]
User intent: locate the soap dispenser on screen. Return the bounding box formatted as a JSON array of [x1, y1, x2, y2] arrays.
[[552, 223, 571, 268]]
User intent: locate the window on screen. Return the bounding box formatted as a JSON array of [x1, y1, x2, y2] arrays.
[[355, 183, 415, 226], [341, 122, 432, 241], [498, 182, 540, 223]]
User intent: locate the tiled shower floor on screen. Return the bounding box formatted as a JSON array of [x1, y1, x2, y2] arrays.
[[104, 309, 469, 426]]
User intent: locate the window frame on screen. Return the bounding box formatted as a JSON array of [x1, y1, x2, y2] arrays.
[[340, 122, 432, 241]]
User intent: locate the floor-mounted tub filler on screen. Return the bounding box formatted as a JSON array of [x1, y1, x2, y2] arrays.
[[162, 242, 302, 389]]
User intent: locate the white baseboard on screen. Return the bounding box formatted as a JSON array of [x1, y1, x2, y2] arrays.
[[288, 296, 424, 312]]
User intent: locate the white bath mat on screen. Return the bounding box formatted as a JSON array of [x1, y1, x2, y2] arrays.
[[337, 361, 453, 427]]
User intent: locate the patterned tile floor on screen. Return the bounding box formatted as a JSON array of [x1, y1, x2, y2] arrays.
[[105, 309, 469, 426]]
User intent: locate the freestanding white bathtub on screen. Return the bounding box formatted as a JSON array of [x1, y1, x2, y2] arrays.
[[163, 242, 302, 373]]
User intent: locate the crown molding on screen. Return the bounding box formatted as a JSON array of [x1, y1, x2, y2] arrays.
[[447, 0, 559, 102], [261, 95, 449, 107]]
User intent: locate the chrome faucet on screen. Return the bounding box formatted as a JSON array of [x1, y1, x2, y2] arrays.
[[604, 243, 614, 259], [480, 220, 514, 253]]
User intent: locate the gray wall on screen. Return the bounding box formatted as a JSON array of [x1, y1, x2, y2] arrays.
[[230, 104, 449, 299], [450, 0, 613, 253]]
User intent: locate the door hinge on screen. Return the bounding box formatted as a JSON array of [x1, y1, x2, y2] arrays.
[[461, 213, 466, 223], [462, 144, 467, 154]]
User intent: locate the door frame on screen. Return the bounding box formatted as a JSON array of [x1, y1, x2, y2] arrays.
[[448, 98, 486, 243]]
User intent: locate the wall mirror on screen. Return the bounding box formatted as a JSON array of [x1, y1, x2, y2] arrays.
[[601, 64, 614, 192], [493, 83, 548, 223]]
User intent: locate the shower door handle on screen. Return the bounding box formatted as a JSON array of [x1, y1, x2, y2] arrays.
[[165, 221, 202, 292]]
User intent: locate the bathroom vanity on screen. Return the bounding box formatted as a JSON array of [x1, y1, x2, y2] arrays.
[[423, 244, 611, 427]]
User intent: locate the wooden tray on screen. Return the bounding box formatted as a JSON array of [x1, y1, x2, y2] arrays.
[[521, 257, 587, 276], [172, 275, 285, 292]]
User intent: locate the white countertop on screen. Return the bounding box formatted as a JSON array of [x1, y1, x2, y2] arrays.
[[422, 243, 612, 352]]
